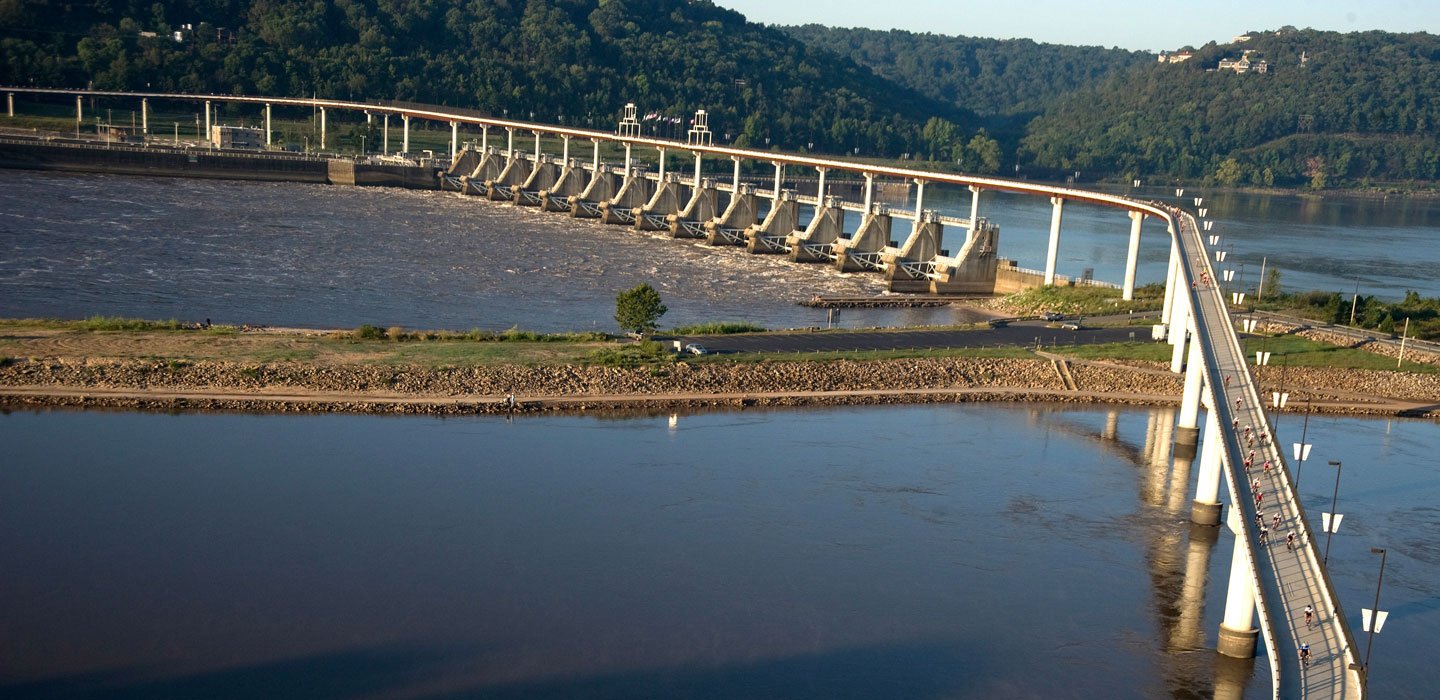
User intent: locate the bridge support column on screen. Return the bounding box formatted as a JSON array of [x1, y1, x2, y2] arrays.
[[533, 130, 541, 160], [563, 135, 571, 164], [140, 98, 148, 134], [382, 114, 389, 154], [1170, 299, 1189, 374], [1191, 407, 1223, 526], [658, 147, 667, 179], [75, 95, 82, 128], [451, 121, 459, 160], [772, 162, 783, 201], [816, 167, 827, 199], [265, 103, 272, 146], [203, 100, 211, 143], [506, 127, 514, 160], [7, 92, 13, 118], [692, 151, 702, 185], [1176, 335, 1204, 452], [403, 115, 411, 154], [1217, 508, 1260, 658], [1162, 237, 1178, 333], [1123, 211, 1143, 300], [968, 186, 981, 245], [1044, 196, 1065, 285], [862, 173, 875, 213], [913, 179, 926, 220], [623, 142, 631, 172], [481, 125, 489, 152], [592, 139, 601, 173], [319, 106, 326, 151]]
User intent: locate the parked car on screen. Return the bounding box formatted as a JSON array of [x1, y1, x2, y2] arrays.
[[1042, 312, 1066, 321], [682, 343, 710, 355], [1061, 322, 1082, 331]]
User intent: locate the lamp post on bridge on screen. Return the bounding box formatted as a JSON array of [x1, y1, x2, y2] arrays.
[[1292, 401, 1313, 490], [1323, 460, 1344, 564], [1358, 546, 1389, 688]]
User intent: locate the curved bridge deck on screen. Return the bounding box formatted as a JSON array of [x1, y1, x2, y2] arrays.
[[1, 86, 1369, 699], [1172, 209, 1364, 698]]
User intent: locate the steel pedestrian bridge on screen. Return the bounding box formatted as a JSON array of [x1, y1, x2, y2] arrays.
[[3, 87, 1366, 698]]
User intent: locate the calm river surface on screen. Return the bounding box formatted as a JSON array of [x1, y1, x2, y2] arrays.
[[3, 169, 1438, 698], [3, 171, 1439, 331], [2, 406, 1437, 699]]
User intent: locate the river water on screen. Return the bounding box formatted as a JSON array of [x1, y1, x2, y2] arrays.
[[0, 406, 1435, 699], [3, 171, 1439, 332], [2, 169, 1438, 698]]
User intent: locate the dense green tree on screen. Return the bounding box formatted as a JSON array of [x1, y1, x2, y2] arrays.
[[615, 283, 667, 335]]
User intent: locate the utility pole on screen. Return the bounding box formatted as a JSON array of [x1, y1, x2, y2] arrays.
[[1350, 276, 1361, 326], [1257, 256, 1267, 300]]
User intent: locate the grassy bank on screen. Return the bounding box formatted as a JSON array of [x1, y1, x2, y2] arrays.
[[2, 318, 1432, 374]]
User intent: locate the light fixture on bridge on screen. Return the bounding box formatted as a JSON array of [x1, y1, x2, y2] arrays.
[[1292, 401, 1314, 489], [1209, 234, 1221, 245], [1194, 196, 1204, 206], [1232, 292, 1246, 305], [1216, 250, 1228, 262], [1323, 460, 1344, 564], [1175, 187, 1185, 196], [1361, 546, 1389, 687], [1256, 350, 1271, 366], [1271, 391, 1289, 409], [1240, 318, 1258, 333], [1204, 220, 1215, 231], [1199, 207, 1208, 217], [1224, 268, 1235, 282]]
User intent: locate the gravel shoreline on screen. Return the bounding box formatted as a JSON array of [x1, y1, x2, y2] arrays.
[[1, 355, 1433, 417]]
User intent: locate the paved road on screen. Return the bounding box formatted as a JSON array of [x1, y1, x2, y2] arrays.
[[672, 321, 1150, 355]]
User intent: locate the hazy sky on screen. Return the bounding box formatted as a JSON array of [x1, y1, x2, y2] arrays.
[[712, 0, 1440, 51]]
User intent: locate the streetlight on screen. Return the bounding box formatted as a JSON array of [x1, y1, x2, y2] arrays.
[[1271, 386, 1289, 437], [1323, 460, 1344, 564], [1362, 546, 1389, 685], [1272, 353, 1290, 436], [1292, 401, 1313, 490]]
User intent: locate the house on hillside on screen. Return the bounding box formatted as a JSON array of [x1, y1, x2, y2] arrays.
[[1157, 50, 1194, 64], [1218, 51, 1269, 74]]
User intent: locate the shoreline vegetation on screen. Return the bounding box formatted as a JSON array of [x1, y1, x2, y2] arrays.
[[2, 317, 1435, 419]]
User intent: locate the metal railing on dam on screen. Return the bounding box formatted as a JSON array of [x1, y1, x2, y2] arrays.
[[3, 87, 1367, 698]]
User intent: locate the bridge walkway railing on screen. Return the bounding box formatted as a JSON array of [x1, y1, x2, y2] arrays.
[[1172, 211, 1364, 699]]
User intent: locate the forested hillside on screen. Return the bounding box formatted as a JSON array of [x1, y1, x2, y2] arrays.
[[782, 25, 1147, 118], [1021, 28, 1440, 187], [5, 4, 1440, 188], [0, 0, 991, 162]]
